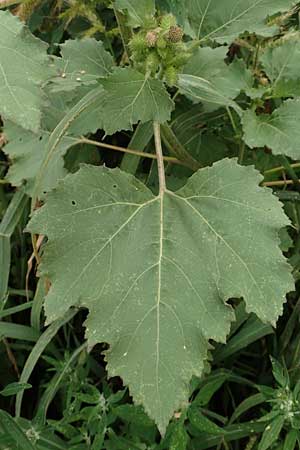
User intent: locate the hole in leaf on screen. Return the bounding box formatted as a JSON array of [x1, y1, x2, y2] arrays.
[[71, 200, 76, 206]]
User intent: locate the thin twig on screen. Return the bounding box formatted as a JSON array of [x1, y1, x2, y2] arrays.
[[264, 162, 300, 175], [79, 137, 186, 167], [263, 179, 297, 187], [153, 122, 166, 193]]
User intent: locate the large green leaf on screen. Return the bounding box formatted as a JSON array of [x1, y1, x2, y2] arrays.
[[28, 159, 293, 433], [114, 0, 156, 27], [178, 47, 250, 113], [101, 68, 174, 135], [242, 99, 300, 159], [186, 0, 296, 42], [261, 41, 300, 97], [50, 38, 114, 93], [0, 11, 53, 132]]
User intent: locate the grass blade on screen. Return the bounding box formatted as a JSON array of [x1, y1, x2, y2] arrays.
[[15, 308, 78, 417]]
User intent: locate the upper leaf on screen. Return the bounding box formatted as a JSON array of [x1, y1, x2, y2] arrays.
[[261, 41, 300, 97], [242, 99, 300, 159], [3, 86, 106, 197], [28, 160, 293, 433], [101, 68, 174, 135], [178, 47, 251, 113], [50, 39, 114, 93], [185, 0, 296, 43], [3, 122, 78, 196], [0, 11, 54, 132], [114, 0, 156, 27]]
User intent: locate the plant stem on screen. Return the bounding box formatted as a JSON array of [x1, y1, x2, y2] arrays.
[[238, 141, 246, 164], [226, 106, 237, 134], [264, 162, 300, 176], [263, 179, 298, 187], [160, 124, 201, 171], [153, 121, 166, 194], [79, 137, 185, 166]]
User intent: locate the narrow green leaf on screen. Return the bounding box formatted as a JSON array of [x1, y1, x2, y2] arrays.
[[192, 421, 266, 449], [0, 410, 35, 450], [214, 315, 273, 362], [283, 429, 298, 450], [0, 188, 28, 302], [169, 419, 189, 450], [188, 407, 224, 434], [0, 322, 39, 341], [0, 382, 32, 397], [0, 301, 33, 319], [193, 372, 230, 406], [34, 342, 88, 426], [15, 308, 78, 417], [229, 393, 266, 424], [28, 159, 293, 433], [258, 415, 285, 450]]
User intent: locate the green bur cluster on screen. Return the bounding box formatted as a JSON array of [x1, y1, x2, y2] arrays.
[[129, 14, 192, 86]]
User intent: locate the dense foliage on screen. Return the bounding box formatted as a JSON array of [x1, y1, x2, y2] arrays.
[[1, 0, 300, 448]]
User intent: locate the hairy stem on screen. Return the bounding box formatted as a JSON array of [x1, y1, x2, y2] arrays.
[[153, 122, 166, 194]]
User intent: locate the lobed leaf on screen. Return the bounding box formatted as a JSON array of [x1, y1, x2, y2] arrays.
[[101, 68, 174, 135], [242, 99, 300, 160], [28, 159, 293, 433], [0, 11, 54, 132], [185, 0, 296, 43], [178, 47, 251, 113], [261, 41, 300, 97], [50, 38, 114, 93]]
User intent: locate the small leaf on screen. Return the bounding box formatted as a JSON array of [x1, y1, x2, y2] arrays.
[[0, 11, 54, 132], [185, 0, 296, 42], [258, 415, 285, 450], [193, 372, 230, 406], [28, 160, 293, 433], [279, 228, 293, 252], [242, 99, 300, 160], [283, 429, 298, 450], [114, 0, 156, 27], [0, 382, 32, 397], [188, 407, 224, 434], [101, 68, 174, 134], [169, 418, 189, 450], [50, 39, 114, 93], [270, 357, 289, 388], [261, 41, 300, 98], [0, 410, 35, 450], [3, 122, 78, 196]]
